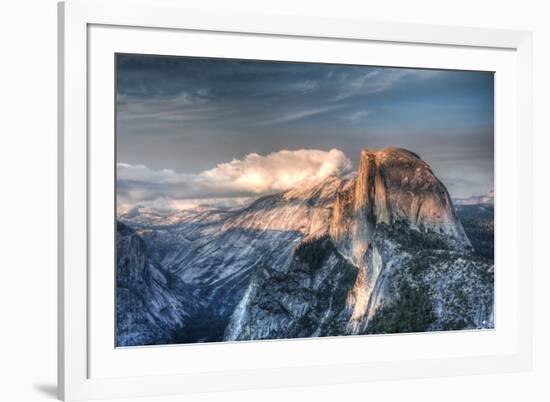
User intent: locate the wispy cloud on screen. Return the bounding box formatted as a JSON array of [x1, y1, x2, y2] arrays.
[[254, 105, 346, 127], [342, 110, 371, 123]]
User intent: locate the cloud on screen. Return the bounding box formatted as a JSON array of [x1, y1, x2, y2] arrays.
[[254, 105, 346, 127], [342, 110, 371, 123], [117, 89, 225, 123], [117, 149, 352, 210], [331, 68, 444, 102]]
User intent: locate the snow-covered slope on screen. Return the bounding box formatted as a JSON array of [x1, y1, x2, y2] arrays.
[[118, 148, 494, 345]]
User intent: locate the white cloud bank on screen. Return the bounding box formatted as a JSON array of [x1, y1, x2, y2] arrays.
[[118, 148, 352, 211]]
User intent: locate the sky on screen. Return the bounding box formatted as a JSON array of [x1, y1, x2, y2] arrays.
[[116, 53, 494, 212]]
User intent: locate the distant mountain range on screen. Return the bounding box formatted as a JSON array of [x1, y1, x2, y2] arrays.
[[454, 189, 494, 206], [117, 148, 494, 346]]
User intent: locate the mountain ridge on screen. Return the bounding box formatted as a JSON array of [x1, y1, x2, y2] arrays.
[[117, 147, 494, 345]]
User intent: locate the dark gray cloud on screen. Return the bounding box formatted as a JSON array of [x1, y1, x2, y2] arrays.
[[116, 54, 494, 206]]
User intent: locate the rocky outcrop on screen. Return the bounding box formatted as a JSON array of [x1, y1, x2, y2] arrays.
[[331, 148, 470, 252], [327, 148, 472, 332], [224, 236, 358, 341], [116, 222, 199, 346]]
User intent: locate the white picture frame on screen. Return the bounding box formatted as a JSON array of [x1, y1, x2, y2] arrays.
[[58, 0, 533, 400]]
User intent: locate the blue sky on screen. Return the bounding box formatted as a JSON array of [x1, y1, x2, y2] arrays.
[[116, 54, 493, 210]]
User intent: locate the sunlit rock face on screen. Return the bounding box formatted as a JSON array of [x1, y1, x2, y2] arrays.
[[332, 148, 470, 252], [118, 148, 493, 345], [329, 148, 473, 332]]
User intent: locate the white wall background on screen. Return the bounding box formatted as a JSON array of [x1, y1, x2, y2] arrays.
[[0, 1, 547, 401]]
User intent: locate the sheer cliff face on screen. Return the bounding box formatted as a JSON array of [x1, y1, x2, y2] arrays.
[[118, 148, 493, 345], [328, 148, 472, 332], [331, 148, 470, 255]]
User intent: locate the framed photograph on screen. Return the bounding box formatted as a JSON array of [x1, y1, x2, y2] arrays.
[[58, 0, 533, 400]]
